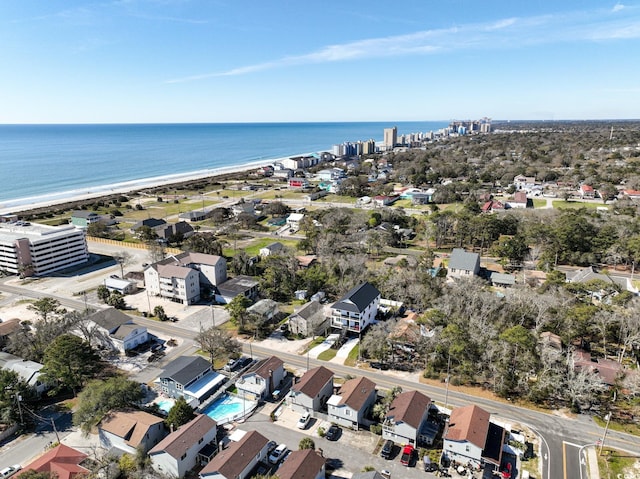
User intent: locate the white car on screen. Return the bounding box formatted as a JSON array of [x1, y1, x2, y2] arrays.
[[296, 412, 311, 429], [0, 465, 21, 478], [268, 443, 288, 464]]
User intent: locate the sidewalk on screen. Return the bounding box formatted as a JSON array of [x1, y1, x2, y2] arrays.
[[587, 446, 600, 479]]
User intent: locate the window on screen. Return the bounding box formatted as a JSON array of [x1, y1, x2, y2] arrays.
[[198, 437, 204, 444], [180, 453, 186, 461], [465, 445, 470, 452]]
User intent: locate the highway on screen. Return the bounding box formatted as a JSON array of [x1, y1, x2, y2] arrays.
[[1, 282, 639, 479]]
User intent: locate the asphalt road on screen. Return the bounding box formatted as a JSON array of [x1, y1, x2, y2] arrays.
[[2, 282, 639, 479]]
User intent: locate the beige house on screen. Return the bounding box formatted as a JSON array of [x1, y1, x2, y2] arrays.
[[99, 410, 166, 454]]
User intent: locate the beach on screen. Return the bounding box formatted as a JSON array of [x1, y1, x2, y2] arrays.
[[0, 154, 313, 215]]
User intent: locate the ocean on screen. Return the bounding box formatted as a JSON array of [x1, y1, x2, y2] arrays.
[[0, 121, 447, 208]]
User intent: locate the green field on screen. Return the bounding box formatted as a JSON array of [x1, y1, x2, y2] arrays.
[[552, 200, 605, 210], [532, 198, 547, 208]]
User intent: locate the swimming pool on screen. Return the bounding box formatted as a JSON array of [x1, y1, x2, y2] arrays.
[[201, 393, 257, 424], [156, 398, 175, 414]]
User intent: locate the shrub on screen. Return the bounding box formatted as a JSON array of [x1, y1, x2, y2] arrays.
[[370, 424, 382, 435], [317, 427, 326, 437]]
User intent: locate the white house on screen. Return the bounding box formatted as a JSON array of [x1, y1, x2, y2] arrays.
[[329, 282, 381, 333], [199, 430, 269, 479], [149, 414, 218, 479], [0, 352, 49, 396], [288, 300, 328, 337], [84, 308, 148, 353], [442, 404, 506, 472], [327, 376, 376, 430], [289, 366, 334, 414], [259, 242, 284, 257], [99, 410, 166, 454], [286, 213, 304, 231], [447, 248, 481, 279], [382, 390, 431, 446], [236, 356, 284, 401], [104, 276, 138, 294]]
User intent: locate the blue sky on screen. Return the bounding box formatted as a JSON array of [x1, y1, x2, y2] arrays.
[[1, 0, 639, 123]]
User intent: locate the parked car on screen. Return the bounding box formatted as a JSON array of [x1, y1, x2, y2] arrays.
[[266, 440, 277, 453], [223, 357, 241, 372], [423, 456, 438, 472], [268, 444, 288, 464], [400, 444, 415, 466], [297, 412, 311, 429], [381, 439, 394, 459], [0, 465, 21, 478], [325, 424, 341, 441]]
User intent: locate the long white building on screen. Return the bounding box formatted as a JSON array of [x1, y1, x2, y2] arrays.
[[0, 221, 89, 276]]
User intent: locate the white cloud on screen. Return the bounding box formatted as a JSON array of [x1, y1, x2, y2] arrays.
[[166, 6, 640, 83], [613, 3, 625, 13]]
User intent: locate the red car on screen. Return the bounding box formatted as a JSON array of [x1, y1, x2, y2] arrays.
[[400, 444, 415, 466]]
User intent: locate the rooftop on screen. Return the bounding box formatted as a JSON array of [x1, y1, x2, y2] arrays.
[[293, 366, 333, 398], [445, 404, 490, 449], [332, 282, 380, 314], [149, 414, 216, 459], [160, 355, 212, 386], [200, 430, 268, 478]]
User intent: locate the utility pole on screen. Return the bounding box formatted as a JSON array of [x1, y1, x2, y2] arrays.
[[599, 412, 612, 455], [15, 394, 24, 426], [444, 353, 452, 409], [211, 304, 215, 328]]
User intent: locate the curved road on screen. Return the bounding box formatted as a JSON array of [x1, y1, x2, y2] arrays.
[[1, 282, 638, 479]]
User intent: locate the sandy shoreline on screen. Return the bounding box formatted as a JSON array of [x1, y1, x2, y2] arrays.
[[0, 152, 318, 215]]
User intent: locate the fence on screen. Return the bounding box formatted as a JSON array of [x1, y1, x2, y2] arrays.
[[86, 236, 182, 255]]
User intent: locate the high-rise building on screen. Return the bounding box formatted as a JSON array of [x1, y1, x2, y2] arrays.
[[0, 221, 89, 276], [383, 127, 397, 150]]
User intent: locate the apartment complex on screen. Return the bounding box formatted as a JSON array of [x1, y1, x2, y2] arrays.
[[0, 221, 89, 276], [145, 252, 227, 305], [383, 127, 397, 150]]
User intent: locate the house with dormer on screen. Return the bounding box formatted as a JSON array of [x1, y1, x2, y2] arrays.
[[330, 282, 381, 333], [85, 308, 148, 353], [289, 366, 334, 414], [327, 376, 376, 430], [236, 356, 284, 401], [199, 430, 270, 479], [382, 390, 431, 446], [149, 414, 218, 479]]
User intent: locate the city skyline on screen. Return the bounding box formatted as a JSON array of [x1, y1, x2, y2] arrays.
[[1, 1, 640, 124]]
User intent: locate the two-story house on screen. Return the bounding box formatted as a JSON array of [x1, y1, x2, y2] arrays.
[[276, 449, 325, 479], [199, 430, 269, 479], [159, 356, 225, 407], [382, 390, 431, 446], [149, 414, 218, 479], [236, 356, 284, 401], [327, 376, 376, 430], [442, 404, 506, 472], [447, 248, 480, 279], [330, 282, 381, 334], [84, 308, 148, 353], [98, 410, 167, 454], [289, 366, 334, 414]]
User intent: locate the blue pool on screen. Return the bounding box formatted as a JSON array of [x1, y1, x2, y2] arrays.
[[201, 394, 256, 424], [156, 398, 175, 414]]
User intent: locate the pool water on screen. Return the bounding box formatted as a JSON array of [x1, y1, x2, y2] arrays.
[[202, 394, 255, 423], [156, 398, 175, 414]]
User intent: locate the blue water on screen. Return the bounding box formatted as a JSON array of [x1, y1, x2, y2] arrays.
[[0, 122, 447, 205], [156, 398, 175, 414], [202, 393, 253, 422]]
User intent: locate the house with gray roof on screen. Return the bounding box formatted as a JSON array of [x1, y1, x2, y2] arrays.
[[259, 242, 284, 257], [489, 271, 516, 287], [85, 308, 148, 353], [566, 266, 637, 295], [215, 275, 259, 305], [0, 351, 49, 396], [329, 282, 381, 333], [159, 356, 225, 406], [70, 210, 102, 228], [199, 430, 269, 479], [447, 248, 481, 279], [246, 299, 279, 322], [289, 300, 328, 337], [149, 414, 218, 479]]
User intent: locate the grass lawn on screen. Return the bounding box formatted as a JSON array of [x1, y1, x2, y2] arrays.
[[257, 190, 309, 200], [593, 415, 640, 436], [315, 194, 357, 204], [301, 336, 325, 354], [532, 198, 547, 208], [598, 448, 639, 479], [317, 348, 337, 361], [344, 344, 359, 367], [552, 200, 603, 210], [227, 237, 299, 257]]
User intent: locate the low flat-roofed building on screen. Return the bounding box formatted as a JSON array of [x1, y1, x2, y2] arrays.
[[0, 221, 89, 277], [216, 275, 259, 304]]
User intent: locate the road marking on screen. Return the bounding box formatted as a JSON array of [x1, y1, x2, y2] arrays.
[[564, 441, 583, 448], [563, 441, 568, 479]]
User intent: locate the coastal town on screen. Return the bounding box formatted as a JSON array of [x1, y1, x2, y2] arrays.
[[1, 120, 640, 479]]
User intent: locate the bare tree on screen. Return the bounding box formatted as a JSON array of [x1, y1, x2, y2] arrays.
[[195, 327, 241, 364], [113, 251, 132, 277]]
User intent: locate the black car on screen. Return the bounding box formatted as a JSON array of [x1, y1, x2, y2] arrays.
[[325, 424, 340, 441], [381, 439, 394, 459], [370, 362, 389, 370]]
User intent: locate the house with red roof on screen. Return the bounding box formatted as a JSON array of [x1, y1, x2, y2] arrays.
[[443, 404, 506, 472], [289, 365, 334, 414], [382, 390, 432, 446], [327, 376, 377, 430], [580, 184, 595, 199], [17, 444, 89, 479]]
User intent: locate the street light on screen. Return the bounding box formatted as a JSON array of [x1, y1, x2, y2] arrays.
[[211, 304, 215, 328], [599, 413, 612, 455], [444, 352, 452, 409]]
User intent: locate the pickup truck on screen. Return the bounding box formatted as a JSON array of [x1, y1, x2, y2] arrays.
[[400, 444, 415, 466]]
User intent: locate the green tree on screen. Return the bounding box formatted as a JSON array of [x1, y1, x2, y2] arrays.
[[183, 232, 224, 256], [0, 369, 30, 425], [73, 376, 144, 434], [97, 285, 110, 303], [225, 295, 251, 329], [106, 291, 126, 309], [87, 221, 109, 238], [40, 334, 101, 396], [154, 306, 168, 321], [136, 225, 159, 243], [195, 327, 241, 364], [298, 437, 315, 450], [259, 255, 299, 302], [165, 396, 194, 429], [28, 297, 65, 324]]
